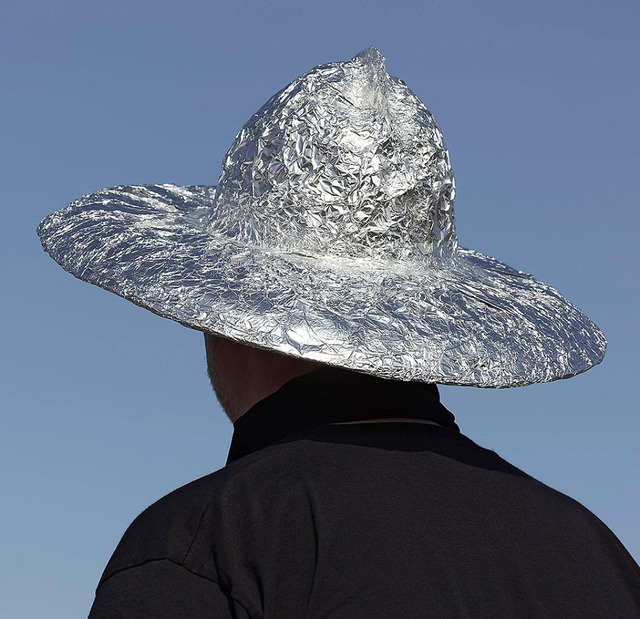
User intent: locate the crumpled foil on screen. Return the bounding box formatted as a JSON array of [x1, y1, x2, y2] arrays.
[[37, 48, 606, 387], [213, 48, 456, 262]]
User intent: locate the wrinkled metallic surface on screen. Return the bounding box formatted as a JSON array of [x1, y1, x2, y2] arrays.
[[213, 48, 456, 262], [38, 49, 606, 387]]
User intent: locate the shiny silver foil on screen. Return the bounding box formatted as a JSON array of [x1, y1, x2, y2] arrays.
[[213, 48, 456, 262], [38, 49, 606, 387]]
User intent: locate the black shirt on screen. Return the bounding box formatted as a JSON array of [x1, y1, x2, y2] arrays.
[[89, 369, 640, 618]]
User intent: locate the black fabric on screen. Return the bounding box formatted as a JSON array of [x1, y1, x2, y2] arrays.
[[89, 370, 640, 618], [227, 368, 458, 464]]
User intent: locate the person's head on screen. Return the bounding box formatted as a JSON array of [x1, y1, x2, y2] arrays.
[[204, 333, 323, 422]]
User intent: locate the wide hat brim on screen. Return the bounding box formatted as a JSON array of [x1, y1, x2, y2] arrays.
[[38, 183, 606, 388]]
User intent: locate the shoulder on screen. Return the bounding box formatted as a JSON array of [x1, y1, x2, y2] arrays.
[[97, 440, 316, 589]]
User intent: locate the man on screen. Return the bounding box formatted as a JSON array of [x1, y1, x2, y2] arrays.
[[39, 49, 640, 617]]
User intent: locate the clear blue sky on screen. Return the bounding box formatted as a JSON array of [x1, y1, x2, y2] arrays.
[[2, 0, 639, 616]]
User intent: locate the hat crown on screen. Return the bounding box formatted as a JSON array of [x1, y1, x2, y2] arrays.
[[211, 48, 457, 261]]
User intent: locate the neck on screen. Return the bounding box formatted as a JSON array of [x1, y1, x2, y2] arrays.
[[205, 334, 324, 422]]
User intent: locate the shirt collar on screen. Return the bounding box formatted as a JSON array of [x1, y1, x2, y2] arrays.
[[227, 368, 458, 464]]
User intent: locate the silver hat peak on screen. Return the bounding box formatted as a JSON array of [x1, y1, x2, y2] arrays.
[[212, 48, 457, 261]]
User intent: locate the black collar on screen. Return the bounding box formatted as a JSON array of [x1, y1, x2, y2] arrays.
[[227, 368, 458, 464]]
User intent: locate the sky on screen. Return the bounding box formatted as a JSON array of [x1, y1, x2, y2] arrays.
[[2, 0, 639, 616]]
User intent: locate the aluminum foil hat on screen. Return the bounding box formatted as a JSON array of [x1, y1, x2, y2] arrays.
[[38, 48, 606, 387]]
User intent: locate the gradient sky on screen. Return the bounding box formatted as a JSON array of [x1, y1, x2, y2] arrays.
[[2, 0, 639, 616]]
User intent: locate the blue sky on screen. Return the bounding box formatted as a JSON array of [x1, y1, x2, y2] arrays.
[[2, 0, 639, 616]]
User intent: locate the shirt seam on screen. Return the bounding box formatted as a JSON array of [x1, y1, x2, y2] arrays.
[[96, 557, 252, 615], [182, 498, 212, 564], [97, 557, 219, 591], [182, 501, 254, 615]]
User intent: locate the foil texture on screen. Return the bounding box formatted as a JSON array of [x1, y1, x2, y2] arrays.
[[37, 49, 606, 387], [212, 48, 456, 262]]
